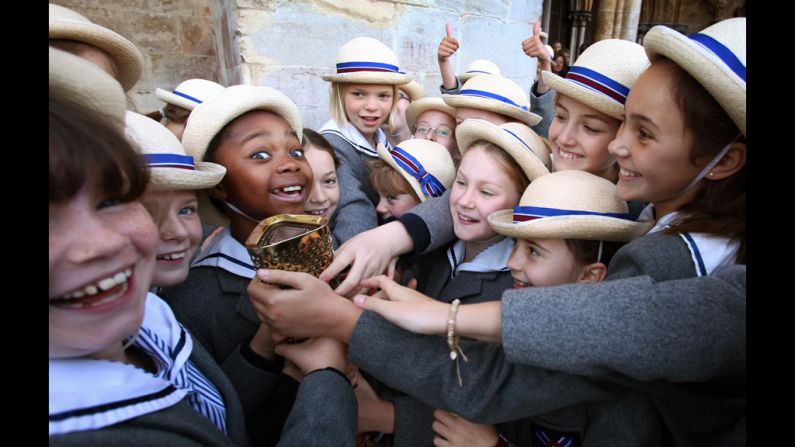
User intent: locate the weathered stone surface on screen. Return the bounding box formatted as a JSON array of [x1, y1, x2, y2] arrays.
[[247, 66, 334, 129], [434, 0, 510, 17], [310, 0, 398, 25], [181, 16, 217, 55], [152, 0, 212, 16], [56, 0, 147, 12]]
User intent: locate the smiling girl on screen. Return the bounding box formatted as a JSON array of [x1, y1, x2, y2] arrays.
[[159, 85, 312, 366], [319, 37, 411, 243]]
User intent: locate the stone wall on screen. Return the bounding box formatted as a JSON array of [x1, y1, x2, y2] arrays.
[[53, 0, 544, 127], [54, 0, 222, 114]]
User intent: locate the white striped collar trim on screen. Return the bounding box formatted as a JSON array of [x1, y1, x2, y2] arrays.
[[319, 119, 390, 157], [49, 294, 192, 435], [447, 237, 513, 278], [191, 227, 255, 279]]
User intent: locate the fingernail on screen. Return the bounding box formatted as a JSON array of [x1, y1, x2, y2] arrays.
[[258, 269, 269, 280], [353, 295, 366, 306]]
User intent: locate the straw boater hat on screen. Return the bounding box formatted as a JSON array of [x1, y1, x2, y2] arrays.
[[49, 3, 144, 92], [399, 80, 425, 101], [405, 97, 457, 131], [456, 119, 550, 182], [489, 170, 652, 241], [181, 84, 303, 163], [542, 39, 649, 121], [322, 37, 410, 85], [124, 111, 225, 192], [49, 47, 126, 128], [156, 79, 226, 111], [643, 17, 746, 135], [376, 139, 456, 202], [443, 74, 542, 126], [458, 59, 501, 83]]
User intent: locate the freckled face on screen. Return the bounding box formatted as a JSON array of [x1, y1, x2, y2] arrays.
[[342, 84, 394, 140]]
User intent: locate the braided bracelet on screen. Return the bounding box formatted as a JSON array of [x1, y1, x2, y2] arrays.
[[446, 298, 469, 386]]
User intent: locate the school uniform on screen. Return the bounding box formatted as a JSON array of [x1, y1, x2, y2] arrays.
[[348, 312, 667, 446], [49, 293, 251, 447], [159, 227, 297, 444], [382, 237, 513, 446], [319, 120, 386, 244], [414, 237, 515, 305]]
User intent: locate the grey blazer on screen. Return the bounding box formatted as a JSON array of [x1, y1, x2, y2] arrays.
[[321, 132, 379, 244], [413, 243, 514, 305]]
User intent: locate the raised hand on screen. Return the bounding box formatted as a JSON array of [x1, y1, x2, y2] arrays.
[[438, 22, 460, 62]]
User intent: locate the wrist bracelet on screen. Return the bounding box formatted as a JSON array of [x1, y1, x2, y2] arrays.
[[446, 298, 469, 386]]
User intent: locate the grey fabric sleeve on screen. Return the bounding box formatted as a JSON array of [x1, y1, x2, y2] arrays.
[[439, 77, 461, 95], [501, 264, 746, 383], [330, 159, 377, 244], [277, 369, 357, 446], [529, 83, 556, 139], [348, 311, 617, 424]]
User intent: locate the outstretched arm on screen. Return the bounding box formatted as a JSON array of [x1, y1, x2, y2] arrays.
[[438, 23, 460, 91]]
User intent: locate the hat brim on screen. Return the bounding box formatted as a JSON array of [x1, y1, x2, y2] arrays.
[[181, 87, 303, 162], [376, 144, 428, 202], [443, 94, 542, 127], [322, 72, 410, 85], [405, 99, 457, 131], [399, 82, 425, 101], [488, 210, 652, 242], [643, 25, 745, 135], [456, 119, 549, 182], [49, 20, 143, 92], [542, 71, 625, 121], [156, 88, 199, 111], [148, 162, 226, 191]]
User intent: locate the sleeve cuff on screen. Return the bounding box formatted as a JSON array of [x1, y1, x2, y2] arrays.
[[398, 213, 431, 257], [240, 342, 285, 373], [306, 367, 351, 386]]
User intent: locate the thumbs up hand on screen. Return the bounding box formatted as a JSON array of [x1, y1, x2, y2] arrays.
[[438, 22, 460, 62]]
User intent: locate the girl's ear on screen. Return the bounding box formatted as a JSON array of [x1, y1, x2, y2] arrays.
[[707, 141, 746, 181], [576, 262, 608, 284], [207, 181, 227, 201]]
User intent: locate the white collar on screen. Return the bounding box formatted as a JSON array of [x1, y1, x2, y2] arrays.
[[319, 119, 390, 157], [447, 237, 513, 278], [191, 227, 255, 278], [49, 294, 192, 435], [641, 206, 740, 276]]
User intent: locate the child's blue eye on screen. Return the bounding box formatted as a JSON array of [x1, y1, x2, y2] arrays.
[[96, 198, 122, 210], [178, 206, 196, 216], [251, 151, 271, 160], [290, 148, 305, 158]]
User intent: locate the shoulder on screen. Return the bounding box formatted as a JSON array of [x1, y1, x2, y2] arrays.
[[608, 232, 696, 281]]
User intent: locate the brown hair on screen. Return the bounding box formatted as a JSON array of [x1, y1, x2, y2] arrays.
[[50, 94, 148, 205], [565, 239, 625, 267], [656, 57, 746, 263], [368, 159, 420, 202], [161, 103, 191, 124], [303, 128, 339, 167], [467, 141, 530, 196]]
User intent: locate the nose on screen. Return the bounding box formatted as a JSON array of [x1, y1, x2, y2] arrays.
[[309, 182, 327, 204], [506, 242, 524, 272], [555, 121, 576, 147], [456, 186, 476, 209], [159, 212, 189, 242], [376, 196, 389, 215], [607, 124, 630, 158], [275, 154, 301, 174], [364, 95, 378, 111], [426, 128, 437, 142]]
